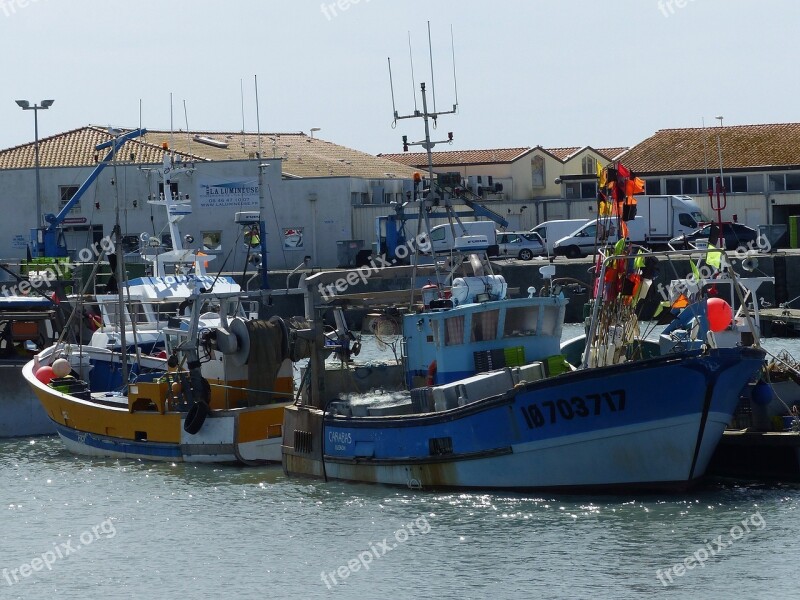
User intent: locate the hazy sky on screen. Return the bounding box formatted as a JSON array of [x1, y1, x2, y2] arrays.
[[2, 0, 798, 156]]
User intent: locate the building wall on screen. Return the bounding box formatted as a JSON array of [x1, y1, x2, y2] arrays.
[[0, 160, 408, 271]]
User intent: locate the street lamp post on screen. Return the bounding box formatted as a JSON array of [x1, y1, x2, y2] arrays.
[[16, 99, 54, 228]]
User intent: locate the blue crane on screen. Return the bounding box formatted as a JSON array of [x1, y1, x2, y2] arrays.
[[31, 128, 147, 258]]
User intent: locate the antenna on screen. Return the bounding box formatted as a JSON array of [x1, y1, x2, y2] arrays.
[[450, 25, 459, 108], [408, 31, 418, 113], [427, 21, 437, 114], [254, 75, 262, 157], [388, 57, 399, 123], [169, 92, 174, 153], [701, 117, 709, 188], [241, 79, 247, 152], [390, 24, 460, 306], [183, 100, 192, 156]]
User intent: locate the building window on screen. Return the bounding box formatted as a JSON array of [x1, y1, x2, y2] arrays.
[[681, 178, 699, 194], [202, 231, 222, 252], [747, 175, 765, 193], [665, 179, 681, 195], [786, 174, 800, 191], [531, 156, 545, 188], [565, 183, 580, 199], [59, 185, 80, 213], [730, 176, 748, 193], [361, 192, 369, 204], [769, 174, 786, 191], [383, 192, 393, 203], [565, 182, 597, 200], [582, 156, 597, 176], [351, 192, 359, 204], [645, 179, 661, 195]]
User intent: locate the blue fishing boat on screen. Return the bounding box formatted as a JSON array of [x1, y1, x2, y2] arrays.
[[283, 246, 765, 491], [280, 82, 765, 491]]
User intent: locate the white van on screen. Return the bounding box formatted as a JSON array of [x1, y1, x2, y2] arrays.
[[530, 219, 589, 255], [426, 221, 497, 253], [553, 216, 647, 258]]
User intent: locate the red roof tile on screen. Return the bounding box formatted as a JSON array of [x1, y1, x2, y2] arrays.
[[379, 147, 532, 167], [622, 124, 800, 173], [0, 126, 419, 180]]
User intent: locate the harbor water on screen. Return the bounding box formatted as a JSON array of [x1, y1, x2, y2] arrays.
[[2, 327, 800, 599]]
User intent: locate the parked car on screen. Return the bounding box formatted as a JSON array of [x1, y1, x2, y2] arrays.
[[493, 231, 545, 260], [530, 219, 589, 255], [669, 222, 758, 250]]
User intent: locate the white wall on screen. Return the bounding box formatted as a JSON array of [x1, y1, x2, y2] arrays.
[[0, 160, 402, 270]]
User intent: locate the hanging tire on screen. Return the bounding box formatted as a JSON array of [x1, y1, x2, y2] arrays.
[[183, 401, 210, 435]]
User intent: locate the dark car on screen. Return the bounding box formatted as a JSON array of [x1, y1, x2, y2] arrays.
[[669, 222, 758, 251]]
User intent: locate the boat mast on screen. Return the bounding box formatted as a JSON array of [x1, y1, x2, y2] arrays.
[[111, 130, 128, 383]]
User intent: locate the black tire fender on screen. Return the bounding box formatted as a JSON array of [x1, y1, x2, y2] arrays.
[[184, 400, 210, 435]]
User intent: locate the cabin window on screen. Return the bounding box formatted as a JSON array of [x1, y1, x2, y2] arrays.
[[103, 303, 124, 327], [504, 306, 538, 337], [540, 306, 559, 336], [59, 185, 80, 213], [201, 231, 222, 252], [430, 319, 440, 346], [678, 213, 697, 228], [444, 315, 465, 346], [127, 301, 149, 324], [470, 310, 499, 342]]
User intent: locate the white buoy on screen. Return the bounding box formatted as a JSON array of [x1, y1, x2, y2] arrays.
[[52, 358, 71, 378]]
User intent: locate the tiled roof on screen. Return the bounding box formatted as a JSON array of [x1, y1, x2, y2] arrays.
[[621, 124, 800, 174], [379, 147, 532, 167], [543, 146, 582, 161], [0, 126, 199, 169], [596, 147, 629, 160], [0, 126, 418, 180]]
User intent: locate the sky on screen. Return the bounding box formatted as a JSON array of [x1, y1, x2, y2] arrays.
[[2, 0, 799, 157]]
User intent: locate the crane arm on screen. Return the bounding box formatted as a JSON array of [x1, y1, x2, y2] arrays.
[[45, 128, 147, 230]]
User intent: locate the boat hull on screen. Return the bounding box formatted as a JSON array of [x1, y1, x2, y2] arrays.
[[23, 358, 287, 464], [283, 347, 765, 491]]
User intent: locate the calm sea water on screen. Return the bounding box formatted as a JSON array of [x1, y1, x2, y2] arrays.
[[2, 328, 800, 599]]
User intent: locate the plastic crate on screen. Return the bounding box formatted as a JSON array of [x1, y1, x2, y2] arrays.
[[503, 346, 525, 367]]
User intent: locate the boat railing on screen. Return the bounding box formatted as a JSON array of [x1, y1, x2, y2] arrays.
[[582, 245, 763, 369]]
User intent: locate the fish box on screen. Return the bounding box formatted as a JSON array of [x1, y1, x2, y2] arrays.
[[432, 369, 514, 410], [511, 362, 545, 384]]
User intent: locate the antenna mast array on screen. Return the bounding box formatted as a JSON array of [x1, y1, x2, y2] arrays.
[[387, 22, 460, 302]]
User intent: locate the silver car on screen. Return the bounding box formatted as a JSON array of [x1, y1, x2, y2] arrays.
[[494, 231, 546, 260]]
